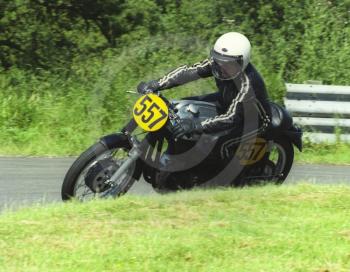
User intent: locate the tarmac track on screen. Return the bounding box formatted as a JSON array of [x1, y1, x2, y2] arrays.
[[1, 157, 350, 211]]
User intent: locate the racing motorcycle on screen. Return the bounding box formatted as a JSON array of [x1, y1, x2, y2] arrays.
[[61, 91, 302, 201]]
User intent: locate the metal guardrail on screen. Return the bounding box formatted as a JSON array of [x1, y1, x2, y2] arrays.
[[284, 83, 350, 143]]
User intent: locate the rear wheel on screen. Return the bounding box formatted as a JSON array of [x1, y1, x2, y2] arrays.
[[241, 137, 294, 186], [61, 141, 137, 201], [263, 137, 294, 183]]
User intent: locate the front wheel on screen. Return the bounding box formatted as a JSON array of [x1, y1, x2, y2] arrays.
[[61, 141, 137, 201]]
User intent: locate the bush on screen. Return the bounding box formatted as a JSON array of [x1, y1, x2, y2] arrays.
[[0, 0, 349, 155]]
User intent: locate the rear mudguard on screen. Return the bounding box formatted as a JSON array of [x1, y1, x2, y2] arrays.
[[99, 132, 143, 180], [282, 126, 303, 152]]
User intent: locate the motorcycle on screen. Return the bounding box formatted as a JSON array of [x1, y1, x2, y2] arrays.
[[61, 91, 302, 201]]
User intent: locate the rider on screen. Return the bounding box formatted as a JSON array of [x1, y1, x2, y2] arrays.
[[137, 32, 271, 138]]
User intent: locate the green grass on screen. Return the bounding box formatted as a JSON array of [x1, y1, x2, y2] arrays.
[[0, 45, 215, 157], [1, 184, 350, 271], [296, 143, 350, 165]]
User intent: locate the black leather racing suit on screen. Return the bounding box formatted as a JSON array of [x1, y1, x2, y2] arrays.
[[146, 58, 271, 134]]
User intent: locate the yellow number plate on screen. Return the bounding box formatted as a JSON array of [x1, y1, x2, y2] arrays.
[[133, 94, 169, 132], [236, 138, 267, 166]]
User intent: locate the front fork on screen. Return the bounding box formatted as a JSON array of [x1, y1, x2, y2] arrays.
[[104, 118, 168, 197], [102, 137, 142, 197], [102, 119, 143, 197]]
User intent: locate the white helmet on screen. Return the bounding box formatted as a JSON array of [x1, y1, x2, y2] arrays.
[[210, 32, 251, 80]]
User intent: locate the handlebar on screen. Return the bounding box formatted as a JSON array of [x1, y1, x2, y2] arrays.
[[154, 93, 180, 125], [127, 89, 174, 110]]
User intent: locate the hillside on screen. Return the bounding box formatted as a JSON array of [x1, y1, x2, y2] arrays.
[[0, 0, 349, 155]]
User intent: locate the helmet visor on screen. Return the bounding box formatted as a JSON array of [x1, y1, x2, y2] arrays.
[[210, 50, 243, 80]]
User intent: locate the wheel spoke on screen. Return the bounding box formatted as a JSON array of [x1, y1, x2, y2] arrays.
[[79, 187, 95, 200], [74, 180, 86, 192]]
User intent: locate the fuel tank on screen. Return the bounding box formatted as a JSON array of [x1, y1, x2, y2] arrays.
[[172, 100, 219, 121]]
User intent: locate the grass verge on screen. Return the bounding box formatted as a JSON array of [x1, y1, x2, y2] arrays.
[[296, 142, 350, 165], [1, 184, 350, 271]]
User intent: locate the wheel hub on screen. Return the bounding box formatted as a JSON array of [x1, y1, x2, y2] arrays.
[[84, 158, 119, 193], [263, 160, 276, 177]]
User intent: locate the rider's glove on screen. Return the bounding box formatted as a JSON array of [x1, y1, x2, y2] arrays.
[[137, 80, 160, 94], [173, 118, 203, 138]]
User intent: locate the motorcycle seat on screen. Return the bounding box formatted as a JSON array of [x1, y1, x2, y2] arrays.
[[269, 102, 293, 130]]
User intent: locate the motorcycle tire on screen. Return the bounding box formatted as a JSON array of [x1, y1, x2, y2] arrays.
[[268, 137, 294, 184], [61, 141, 136, 201], [238, 137, 294, 187]]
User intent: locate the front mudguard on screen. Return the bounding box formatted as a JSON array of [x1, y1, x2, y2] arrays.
[[99, 132, 143, 180], [100, 132, 132, 150]]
